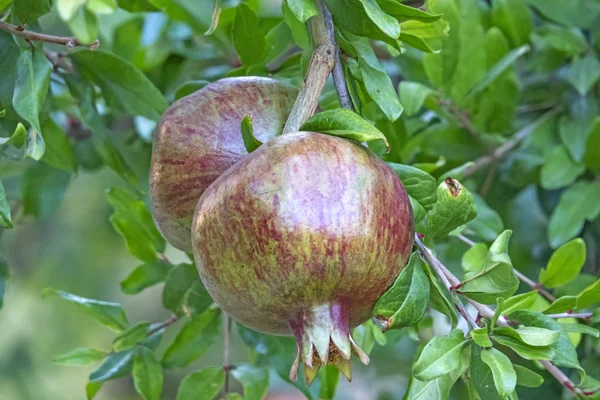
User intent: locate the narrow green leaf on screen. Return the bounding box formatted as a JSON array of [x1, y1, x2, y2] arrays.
[[42, 288, 129, 332], [162, 263, 212, 317], [113, 322, 151, 351], [0, 180, 12, 229], [399, 19, 450, 53], [40, 117, 77, 172], [470, 345, 503, 400], [480, 347, 517, 397], [319, 365, 339, 400], [567, 53, 600, 96], [357, 0, 400, 39], [386, 163, 437, 209], [86, 381, 103, 400], [300, 109, 389, 151], [241, 115, 262, 153], [540, 145, 585, 190], [106, 187, 165, 262], [575, 279, 600, 310], [471, 327, 493, 348], [12, 47, 51, 158], [374, 253, 430, 330], [491, 0, 533, 47], [204, 0, 222, 35], [491, 335, 554, 360], [89, 349, 135, 382], [133, 346, 163, 400], [492, 327, 561, 347], [559, 322, 599, 338], [176, 366, 225, 400], [377, 0, 441, 22], [0, 256, 8, 309], [120, 261, 172, 295], [71, 50, 168, 121], [53, 347, 108, 366], [231, 364, 270, 400], [500, 291, 539, 316], [0, 122, 26, 147], [539, 238, 586, 288], [583, 117, 600, 173], [174, 80, 210, 101], [422, 262, 458, 328], [233, 3, 266, 66], [409, 196, 426, 223], [461, 243, 488, 272], [513, 364, 543, 388], [162, 308, 221, 368], [287, 0, 317, 23], [414, 329, 468, 381], [427, 178, 477, 240]]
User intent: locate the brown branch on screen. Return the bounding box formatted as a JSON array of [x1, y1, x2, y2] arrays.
[[462, 108, 562, 178], [322, 5, 352, 110], [282, 0, 335, 133], [44, 49, 74, 73], [414, 234, 583, 395], [147, 315, 178, 336], [0, 20, 99, 49]]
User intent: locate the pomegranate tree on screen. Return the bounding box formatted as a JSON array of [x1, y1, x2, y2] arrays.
[[150, 77, 298, 252], [191, 132, 414, 384]]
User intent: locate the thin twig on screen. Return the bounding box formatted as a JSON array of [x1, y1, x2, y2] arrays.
[[322, 5, 352, 110], [266, 46, 302, 73], [456, 234, 476, 247], [479, 162, 498, 198], [223, 315, 233, 393], [147, 315, 178, 336], [546, 312, 592, 320], [517, 100, 555, 114], [462, 108, 562, 178], [282, 0, 335, 133], [512, 268, 556, 302], [44, 49, 74, 73], [415, 235, 582, 395], [0, 20, 99, 49]]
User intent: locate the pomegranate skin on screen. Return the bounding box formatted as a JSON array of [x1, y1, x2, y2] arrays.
[[150, 77, 298, 252], [191, 132, 414, 334]]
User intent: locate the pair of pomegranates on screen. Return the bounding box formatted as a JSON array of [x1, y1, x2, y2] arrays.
[[149, 77, 414, 384]]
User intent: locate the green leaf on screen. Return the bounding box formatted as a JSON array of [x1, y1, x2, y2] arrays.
[[559, 113, 594, 163], [358, 0, 400, 39], [468, 194, 504, 242], [374, 252, 430, 330], [532, 25, 587, 55], [241, 115, 262, 153], [231, 364, 270, 400], [87, 0, 117, 14], [386, 164, 437, 210], [0, 122, 26, 148], [282, 1, 310, 50], [0, 255, 7, 309], [42, 288, 129, 332], [461, 243, 488, 272], [398, 81, 437, 116], [480, 347, 516, 397], [162, 308, 221, 368], [0, 180, 12, 229], [525, 0, 600, 29], [162, 263, 212, 317], [221, 394, 243, 400], [377, 0, 442, 22], [40, 117, 77, 172], [86, 381, 103, 400], [465, 45, 530, 100], [233, 3, 266, 66], [300, 109, 390, 150], [471, 326, 493, 348], [133, 346, 163, 400], [174, 80, 210, 101], [539, 238, 586, 288], [67, 6, 99, 45], [112, 322, 151, 351], [399, 19, 450, 53], [120, 261, 172, 295], [22, 163, 70, 218], [469, 346, 504, 400], [427, 178, 477, 240], [287, 0, 317, 23], [491, 0, 533, 47], [491, 335, 554, 360], [176, 367, 225, 400], [89, 349, 134, 382], [12, 47, 51, 157], [204, 0, 222, 35], [567, 53, 600, 96], [14, 0, 50, 23], [319, 366, 339, 400], [64, 76, 137, 185], [513, 364, 543, 388], [340, 31, 403, 121], [559, 322, 599, 338], [71, 50, 168, 121], [405, 348, 468, 399], [410, 196, 426, 223], [575, 279, 600, 310], [584, 118, 600, 173], [492, 327, 561, 347], [106, 187, 165, 262], [547, 181, 600, 248], [422, 262, 458, 328], [500, 291, 539, 316], [53, 347, 108, 366], [0, 31, 19, 110], [413, 329, 468, 381], [460, 231, 519, 304], [540, 145, 585, 190]]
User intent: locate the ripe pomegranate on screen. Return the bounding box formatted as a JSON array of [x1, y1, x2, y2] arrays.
[[191, 132, 414, 384], [150, 77, 298, 252]]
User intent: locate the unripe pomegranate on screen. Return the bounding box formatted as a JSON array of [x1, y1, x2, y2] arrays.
[[192, 132, 414, 384], [150, 77, 298, 252]]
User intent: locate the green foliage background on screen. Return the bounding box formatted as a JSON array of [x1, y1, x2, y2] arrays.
[[0, 0, 599, 399]]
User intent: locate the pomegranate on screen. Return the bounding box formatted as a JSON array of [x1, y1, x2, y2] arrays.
[[191, 132, 414, 384], [150, 77, 298, 252]]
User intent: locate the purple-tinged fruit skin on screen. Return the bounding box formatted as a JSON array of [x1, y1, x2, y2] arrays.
[[191, 132, 414, 336], [150, 77, 298, 252]]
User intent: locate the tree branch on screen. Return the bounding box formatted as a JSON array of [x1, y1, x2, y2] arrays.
[[322, 5, 352, 110], [415, 234, 583, 395], [0, 20, 99, 49], [546, 312, 592, 319], [282, 0, 335, 133], [462, 107, 562, 178]]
